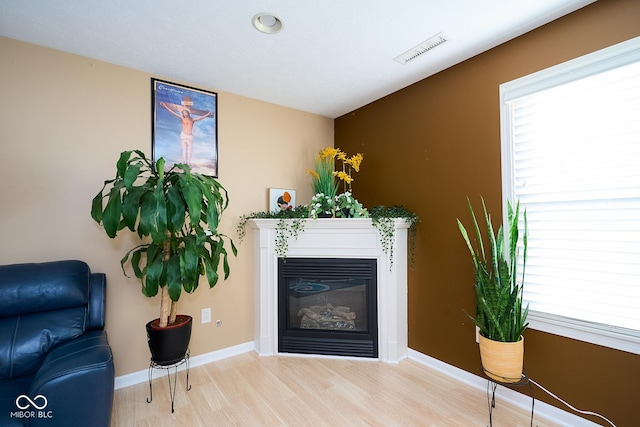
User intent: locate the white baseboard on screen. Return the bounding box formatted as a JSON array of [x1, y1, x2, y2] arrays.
[[114, 341, 254, 390], [408, 349, 600, 427]]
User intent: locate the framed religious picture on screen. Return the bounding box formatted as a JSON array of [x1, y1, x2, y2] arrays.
[[151, 78, 218, 177], [269, 188, 296, 212]]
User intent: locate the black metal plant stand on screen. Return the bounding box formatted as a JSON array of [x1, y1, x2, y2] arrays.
[[147, 350, 191, 413], [485, 369, 534, 427]]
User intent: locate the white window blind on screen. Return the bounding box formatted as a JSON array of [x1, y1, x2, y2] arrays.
[[500, 36, 640, 354]]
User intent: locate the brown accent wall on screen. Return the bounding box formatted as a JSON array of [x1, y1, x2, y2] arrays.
[[335, 0, 640, 424]]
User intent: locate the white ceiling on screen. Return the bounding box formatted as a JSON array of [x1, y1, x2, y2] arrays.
[[0, 0, 596, 118]]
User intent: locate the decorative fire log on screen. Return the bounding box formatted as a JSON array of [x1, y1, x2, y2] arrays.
[[298, 303, 356, 330]]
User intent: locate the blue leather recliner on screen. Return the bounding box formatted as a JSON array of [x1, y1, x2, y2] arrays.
[[0, 260, 114, 426]]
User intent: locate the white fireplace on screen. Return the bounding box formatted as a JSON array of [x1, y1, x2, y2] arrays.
[[249, 218, 409, 363]]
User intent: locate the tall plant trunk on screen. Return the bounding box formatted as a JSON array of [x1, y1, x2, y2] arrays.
[[169, 300, 178, 325], [158, 232, 172, 328], [159, 286, 170, 328]]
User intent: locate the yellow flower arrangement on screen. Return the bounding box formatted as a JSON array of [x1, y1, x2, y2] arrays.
[[334, 171, 353, 184], [308, 147, 364, 216], [308, 148, 342, 198], [335, 152, 363, 193], [345, 152, 363, 172]]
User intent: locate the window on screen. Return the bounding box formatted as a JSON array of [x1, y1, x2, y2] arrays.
[[500, 36, 640, 355]]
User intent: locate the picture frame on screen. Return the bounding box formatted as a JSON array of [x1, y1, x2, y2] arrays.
[[269, 188, 296, 212], [151, 78, 218, 177]]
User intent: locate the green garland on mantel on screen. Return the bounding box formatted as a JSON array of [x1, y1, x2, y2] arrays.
[[237, 205, 308, 258], [237, 205, 419, 266], [369, 205, 420, 267]]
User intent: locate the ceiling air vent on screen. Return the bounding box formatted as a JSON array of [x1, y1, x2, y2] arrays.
[[394, 33, 447, 65]]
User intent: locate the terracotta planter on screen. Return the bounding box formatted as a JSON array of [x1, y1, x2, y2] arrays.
[[478, 334, 524, 383], [146, 315, 192, 366]]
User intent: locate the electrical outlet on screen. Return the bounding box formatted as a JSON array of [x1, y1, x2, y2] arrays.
[[201, 308, 211, 324]]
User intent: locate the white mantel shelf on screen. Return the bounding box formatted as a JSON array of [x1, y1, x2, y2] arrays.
[[249, 218, 409, 363]]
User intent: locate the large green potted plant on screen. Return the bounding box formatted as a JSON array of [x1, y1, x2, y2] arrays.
[[457, 197, 528, 383], [91, 150, 236, 365]]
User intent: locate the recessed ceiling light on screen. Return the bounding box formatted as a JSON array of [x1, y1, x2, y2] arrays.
[[252, 13, 284, 34]]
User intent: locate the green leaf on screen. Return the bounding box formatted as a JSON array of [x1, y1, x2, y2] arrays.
[[156, 157, 165, 180], [139, 185, 167, 243], [229, 237, 238, 257], [179, 174, 203, 227], [166, 185, 186, 232], [457, 219, 478, 269], [143, 249, 164, 298], [116, 151, 132, 178], [166, 254, 182, 302], [206, 200, 220, 231], [123, 161, 142, 190], [521, 209, 528, 292], [102, 182, 124, 238], [121, 186, 145, 231], [204, 254, 219, 288], [182, 235, 199, 291], [205, 242, 220, 287], [203, 176, 229, 211], [467, 198, 486, 264], [129, 246, 146, 279], [91, 191, 105, 223], [222, 249, 230, 279]]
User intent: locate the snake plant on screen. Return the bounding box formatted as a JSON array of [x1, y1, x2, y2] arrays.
[[457, 197, 528, 342]]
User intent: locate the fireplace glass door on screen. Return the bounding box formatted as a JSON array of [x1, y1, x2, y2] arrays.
[[278, 258, 378, 358]]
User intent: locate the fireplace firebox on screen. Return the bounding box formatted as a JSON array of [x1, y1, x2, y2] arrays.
[[278, 258, 378, 358]]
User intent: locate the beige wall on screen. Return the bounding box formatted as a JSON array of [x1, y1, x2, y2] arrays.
[[0, 36, 333, 376]]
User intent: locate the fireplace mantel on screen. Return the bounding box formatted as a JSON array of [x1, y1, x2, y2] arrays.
[[249, 218, 409, 363]]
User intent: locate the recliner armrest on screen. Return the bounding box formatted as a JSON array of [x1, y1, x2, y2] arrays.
[[28, 330, 114, 427], [87, 272, 107, 330]]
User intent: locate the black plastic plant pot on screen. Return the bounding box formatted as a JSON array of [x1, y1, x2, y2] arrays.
[[146, 314, 192, 366]]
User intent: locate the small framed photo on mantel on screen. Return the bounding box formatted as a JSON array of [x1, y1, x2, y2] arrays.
[[269, 188, 296, 212], [151, 78, 218, 177]]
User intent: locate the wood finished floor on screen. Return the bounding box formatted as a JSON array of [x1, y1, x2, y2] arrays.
[[111, 352, 560, 427]]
